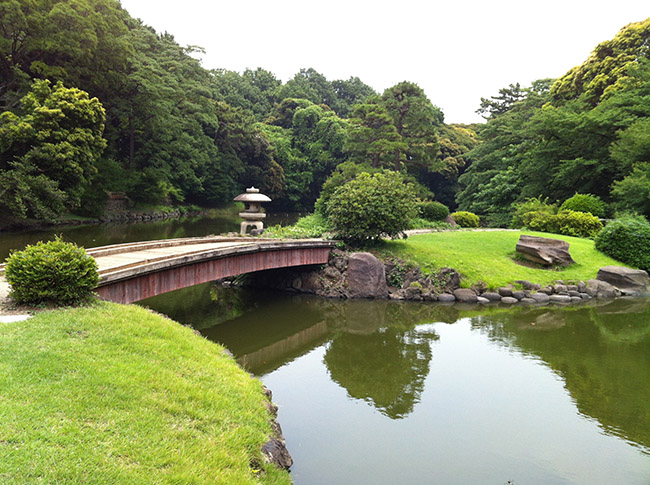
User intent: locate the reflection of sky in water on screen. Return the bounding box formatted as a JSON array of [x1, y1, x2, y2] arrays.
[[264, 318, 650, 485]]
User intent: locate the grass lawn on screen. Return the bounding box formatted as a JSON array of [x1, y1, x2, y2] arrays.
[[381, 230, 627, 289], [0, 302, 290, 485]]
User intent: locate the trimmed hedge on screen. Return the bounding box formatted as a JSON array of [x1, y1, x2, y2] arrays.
[[524, 210, 603, 238], [450, 211, 480, 228], [560, 193, 606, 218], [419, 201, 450, 222], [595, 216, 650, 271], [4, 238, 99, 305]]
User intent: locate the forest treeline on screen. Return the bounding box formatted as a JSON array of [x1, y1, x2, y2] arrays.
[[0, 1, 649, 225]]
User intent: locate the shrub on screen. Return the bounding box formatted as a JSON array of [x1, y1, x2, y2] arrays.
[[525, 210, 603, 238], [595, 216, 650, 271], [419, 201, 450, 221], [560, 193, 606, 218], [326, 171, 418, 243], [4, 237, 99, 305], [511, 196, 557, 228], [450, 211, 480, 228]]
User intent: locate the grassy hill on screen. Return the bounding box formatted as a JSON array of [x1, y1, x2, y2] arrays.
[[0, 302, 290, 484], [381, 230, 626, 289]]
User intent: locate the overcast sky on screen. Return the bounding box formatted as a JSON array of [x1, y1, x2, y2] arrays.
[[118, 0, 649, 123]]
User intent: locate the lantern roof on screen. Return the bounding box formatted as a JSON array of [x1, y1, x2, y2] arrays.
[[234, 186, 271, 203]]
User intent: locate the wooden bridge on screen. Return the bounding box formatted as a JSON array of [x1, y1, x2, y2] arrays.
[[87, 237, 335, 304]]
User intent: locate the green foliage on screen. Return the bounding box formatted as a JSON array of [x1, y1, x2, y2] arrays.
[[551, 18, 650, 105], [264, 213, 331, 239], [326, 171, 418, 243], [315, 161, 381, 217], [419, 201, 450, 221], [595, 216, 650, 271], [0, 79, 106, 218], [611, 163, 650, 218], [450, 211, 480, 228], [560, 193, 606, 217], [511, 196, 558, 228], [525, 210, 604, 238], [4, 237, 99, 305]]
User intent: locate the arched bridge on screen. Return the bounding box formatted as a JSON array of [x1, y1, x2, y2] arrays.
[[88, 237, 336, 304]]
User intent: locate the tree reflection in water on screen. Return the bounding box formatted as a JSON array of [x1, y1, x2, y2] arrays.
[[466, 297, 650, 453]]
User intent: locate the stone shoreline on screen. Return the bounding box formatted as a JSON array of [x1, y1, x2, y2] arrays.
[[246, 250, 650, 305]]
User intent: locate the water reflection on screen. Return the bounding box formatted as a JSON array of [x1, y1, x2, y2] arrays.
[[142, 284, 650, 481], [466, 298, 650, 453]]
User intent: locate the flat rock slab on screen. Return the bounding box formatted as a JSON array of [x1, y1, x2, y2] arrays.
[[516, 235, 575, 266], [597, 266, 650, 296]]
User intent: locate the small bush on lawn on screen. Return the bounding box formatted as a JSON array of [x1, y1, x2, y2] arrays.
[[418, 201, 450, 222], [326, 171, 418, 243], [4, 237, 99, 305], [450, 211, 480, 228], [595, 215, 650, 271], [511, 196, 557, 228], [560, 193, 606, 218], [525, 210, 603, 238]]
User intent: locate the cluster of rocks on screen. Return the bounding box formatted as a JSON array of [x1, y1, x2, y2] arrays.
[[247, 250, 650, 305]]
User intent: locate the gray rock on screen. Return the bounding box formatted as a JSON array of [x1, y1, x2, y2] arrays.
[[501, 296, 519, 304], [568, 290, 581, 298], [597, 265, 650, 296], [438, 293, 456, 303], [481, 292, 502, 302], [453, 288, 478, 303], [570, 296, 583, 303], [516, 235, 576, 266], [477, 296, 490, 304], [512, 290, 526, 300], [578, 281, 587, 292], [514, 280, 534, 290], [550, 294, 572, 303], [538, 287, 553, 295], [553, 284, 568, 294], [567, 284, 578, 292], [530, 292, 550, 303], [580, 293, 591, 300], [587, 279, 622, 299], [520, 297, 536, 304], [346, 252, 389, 299], [498, 287, 513, 297]]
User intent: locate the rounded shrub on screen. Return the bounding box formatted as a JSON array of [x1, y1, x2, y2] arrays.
[[525, 210, 603, 238], [450, 211, 480, 228], [4, 238, 99, 306], [419, 201, 450, 222], [595, 216, 650, 271], [326, 170, 418, 243], [560, 193, 606, 218]]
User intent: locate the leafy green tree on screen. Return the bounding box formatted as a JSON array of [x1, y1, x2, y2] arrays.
[[381, 81, 443, 173], [331, 76, 376, 117], [344, 100, 407, 168], [551, 18, 650, 105], [326, 171, 418, 243], [0, 80, 106, 218], [476, 83, 526, 119]]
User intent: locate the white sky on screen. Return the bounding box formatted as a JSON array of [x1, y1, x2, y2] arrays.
[[118, 0, 649, 124]]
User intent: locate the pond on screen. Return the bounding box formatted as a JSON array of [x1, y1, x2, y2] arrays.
[[141, 285, 650, 484], [0, 209, 297, 261]]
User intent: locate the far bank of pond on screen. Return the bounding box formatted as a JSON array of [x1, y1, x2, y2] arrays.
[[141, 283, 650, 484]]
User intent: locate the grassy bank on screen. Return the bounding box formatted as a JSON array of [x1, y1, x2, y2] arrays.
[[382, 230, 626, 289], [0, 302, 290, 484]]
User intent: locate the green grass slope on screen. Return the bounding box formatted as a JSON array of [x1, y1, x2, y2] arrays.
[[0, 302, 290, 485], [383, 230, 627, 289]]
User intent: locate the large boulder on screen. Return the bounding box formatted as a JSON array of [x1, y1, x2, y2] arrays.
[[346, 252, 389, 299], [515, 235, 575, 266], [587, 279, 622, 299], [596, 266, 650, 296]]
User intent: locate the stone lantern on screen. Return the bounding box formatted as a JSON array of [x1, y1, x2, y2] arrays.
[[234, 187, 271, 235]]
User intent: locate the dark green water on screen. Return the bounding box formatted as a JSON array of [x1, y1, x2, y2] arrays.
[[0, 210, 297, 260], [141, 285, 650, 484]]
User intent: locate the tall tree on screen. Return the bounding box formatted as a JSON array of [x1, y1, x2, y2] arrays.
[[381, 82, 443, 173], [0, 80, 106, 218]]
